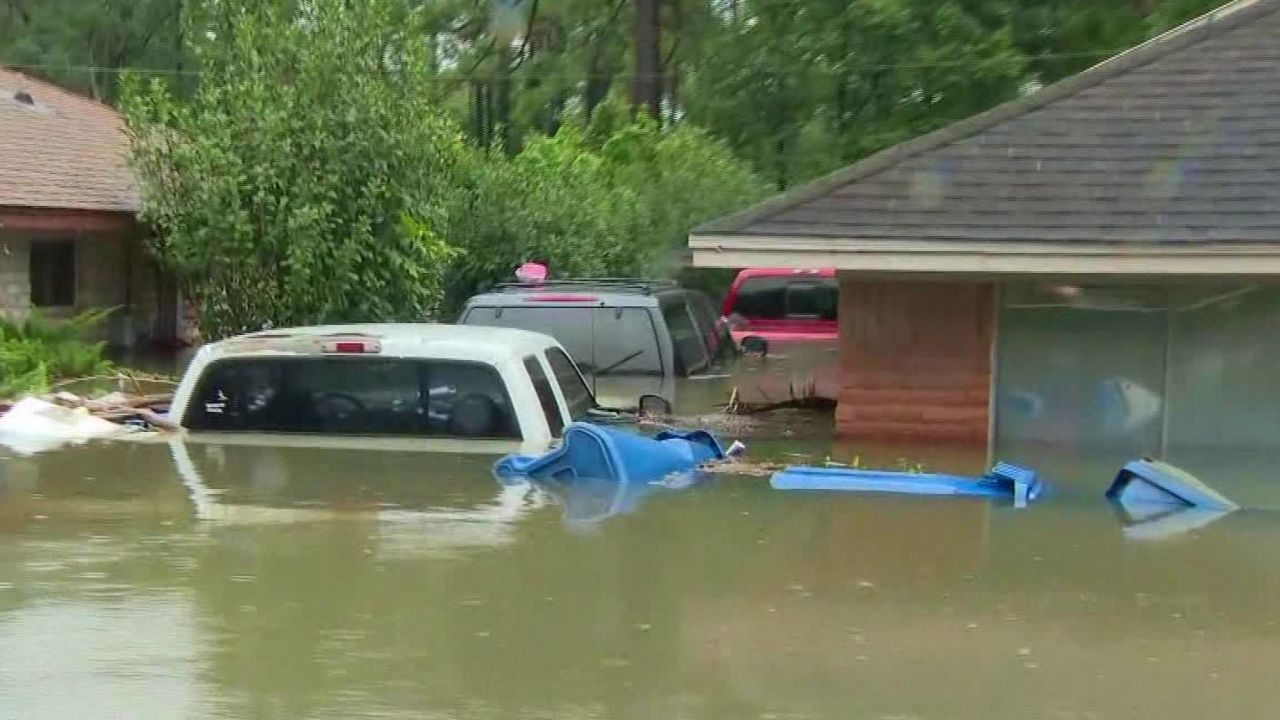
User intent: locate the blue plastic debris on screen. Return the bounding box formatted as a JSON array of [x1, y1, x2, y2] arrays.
[[536, 475, 687, 526], [770, 461, 1042, 508], [493, 422, 726, 485], [1105, 459, 1238, 540], [1106, 459, 1238, 513]]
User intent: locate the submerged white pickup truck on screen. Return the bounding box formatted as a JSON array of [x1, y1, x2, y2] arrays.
[[168, 324, 665, 454]]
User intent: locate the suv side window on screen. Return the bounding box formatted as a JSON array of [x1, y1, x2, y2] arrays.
[[661, 297, 709, 376], [523, 355, 565, 437], [186, 357, 521, 439], [686, 291, 725, 360]]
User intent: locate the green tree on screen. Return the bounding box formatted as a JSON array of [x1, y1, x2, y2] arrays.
[[441, 110, 766, 310], [121, 0, 467, 338], [424, 0, 1229, 187]]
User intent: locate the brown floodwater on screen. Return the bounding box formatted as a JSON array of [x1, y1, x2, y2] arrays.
[[2, 422, 1280, 719]]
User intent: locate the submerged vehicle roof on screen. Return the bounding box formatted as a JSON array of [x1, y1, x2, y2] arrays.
[[464, 279, 689, 308], [732, 268, 835, 280], [192, 323, 564, 366]]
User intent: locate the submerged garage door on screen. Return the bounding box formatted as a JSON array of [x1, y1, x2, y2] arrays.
[[995, 282, 1280, 504]]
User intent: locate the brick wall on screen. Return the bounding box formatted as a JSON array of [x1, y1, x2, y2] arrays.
[[836, 278, 995, 445]]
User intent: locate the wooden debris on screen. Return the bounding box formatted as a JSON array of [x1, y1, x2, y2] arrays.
[[726, 395, 836, 416], [4, 390, 177, 432]]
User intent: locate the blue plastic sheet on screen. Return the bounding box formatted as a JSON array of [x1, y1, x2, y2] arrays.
[[771, 461, 1041, 508], [493, 423, 725, 526]]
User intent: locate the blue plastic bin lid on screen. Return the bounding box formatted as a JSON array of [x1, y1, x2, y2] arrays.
[[1106, 459, 1238, 512]]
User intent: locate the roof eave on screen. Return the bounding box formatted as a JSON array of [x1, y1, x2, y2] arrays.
[[689, 234, 1280, 276]]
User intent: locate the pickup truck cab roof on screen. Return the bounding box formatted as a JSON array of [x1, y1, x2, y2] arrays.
[[168, 324, 598, 454]]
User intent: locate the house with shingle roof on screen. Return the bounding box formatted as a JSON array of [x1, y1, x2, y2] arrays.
[[691, 0, 1280, 472], [1, 67, 180, 347]]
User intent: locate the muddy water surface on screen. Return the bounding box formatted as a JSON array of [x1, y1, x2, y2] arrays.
[[2, 430, 1280, 719]]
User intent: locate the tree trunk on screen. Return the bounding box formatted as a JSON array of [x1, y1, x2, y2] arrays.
[[774, 134, 788, 191], [471, 81, 490, 145], [493, 43, 515, 154], [632, 0, 661, 119], [667, 62, 679, 123], [545, 88, 567, 134], [585, 37, 613, 119]]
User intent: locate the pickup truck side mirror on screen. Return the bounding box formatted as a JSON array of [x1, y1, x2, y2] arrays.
[[638, 394, 672, 417]]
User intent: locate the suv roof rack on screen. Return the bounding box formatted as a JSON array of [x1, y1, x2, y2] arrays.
[[491, 277, 680, 295]]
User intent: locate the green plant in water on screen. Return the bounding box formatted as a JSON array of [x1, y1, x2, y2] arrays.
[[0, 308, 116, 399]]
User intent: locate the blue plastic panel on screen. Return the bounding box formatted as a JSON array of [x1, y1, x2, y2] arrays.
[[770, 463, 1041, 508]]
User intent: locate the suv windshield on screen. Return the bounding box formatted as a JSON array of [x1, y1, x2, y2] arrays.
[[185, 357, 520, 438], [731, 277, 838, 320], [463, 306, 662, 375]]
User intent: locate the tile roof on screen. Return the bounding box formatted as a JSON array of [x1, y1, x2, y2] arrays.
[[0, 68, 139, 214], [695, 0, 1280, 246]]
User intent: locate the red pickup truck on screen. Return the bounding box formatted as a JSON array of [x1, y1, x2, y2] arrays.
[[720, 268, 838, 402], [721, 268, 837, 348]]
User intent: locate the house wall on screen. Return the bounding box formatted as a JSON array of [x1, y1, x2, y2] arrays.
[[0, 234, 28, 320], [835, 277, 994, 444], [0, 229, 173, 346]]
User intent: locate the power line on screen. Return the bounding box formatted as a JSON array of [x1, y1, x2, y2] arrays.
[[1, 49, 1130, 79]]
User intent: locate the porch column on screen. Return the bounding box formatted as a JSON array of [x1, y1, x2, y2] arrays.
[[836, 277, 995, 445]]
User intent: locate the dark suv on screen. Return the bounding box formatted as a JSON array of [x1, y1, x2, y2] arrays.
[[457, 279, 735, 408]]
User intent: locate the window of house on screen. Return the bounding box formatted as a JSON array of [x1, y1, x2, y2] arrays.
[[29, 241, 76, 307]]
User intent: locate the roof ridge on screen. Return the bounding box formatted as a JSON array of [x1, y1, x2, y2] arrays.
[[693, 0, 1280, 237], [0, 66, 120, 117]]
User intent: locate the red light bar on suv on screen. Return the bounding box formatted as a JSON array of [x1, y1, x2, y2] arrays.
[[525, 294, 599, 303]]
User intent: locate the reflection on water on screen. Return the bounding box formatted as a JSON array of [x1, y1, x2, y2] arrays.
[[4, 440, 1280, 719]]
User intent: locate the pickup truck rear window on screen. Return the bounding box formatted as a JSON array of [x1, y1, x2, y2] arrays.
[[185, 357, 520, 439], [730, 277, 838, 320]]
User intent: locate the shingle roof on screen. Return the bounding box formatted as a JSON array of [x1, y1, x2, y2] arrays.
[[695, 0, 1280, 246], [0, 68, 139, 213]]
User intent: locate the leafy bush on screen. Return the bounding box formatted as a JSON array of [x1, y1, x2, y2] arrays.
[[442, 115, 767, 310], [121, 0, 469, 339], [0, 309, 116, 399]]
